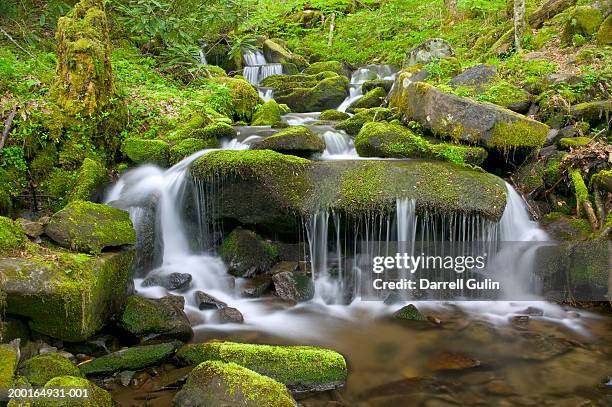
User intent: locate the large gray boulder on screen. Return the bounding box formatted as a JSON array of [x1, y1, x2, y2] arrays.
[[403, 38, 454, 67], [389, 80, 549, 150]]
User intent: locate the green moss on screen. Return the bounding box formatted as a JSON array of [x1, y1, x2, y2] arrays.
[[79, 341, 182, 375], [69, 158, 108, 202], [336, 107, 394, 136], [348, 87, 387, 112], [119, 296, 192, 341], [121, 138, 170, 166], [176, 342, 347, 391], [253, 126, 325, 157], [561, 6, 604, 46], [220, 228, 278, 278], [559, 137, 590, 150], [22, 353, 82, 386], [0, 217, 27, 254], [274, 75, 349, 113], [170, 138, 218, 164], [430, 143, 488, 166], [592, 169, 612, 193], [263, 39, 308, 71], [489, 120, 548, 151], [192, 122, 237, 140], [355, 122, 430, 158], [303, 61, 346, 76], [260, 72, 337, 92], [363, 80, 395, 93], [597, 15, 612, 45], [393, 304, 427, 321], [167, 113, 213, 141], [211, 77, 262, 122], [476, 81, 530, 109], [45, 200, 135, 253], [0, 343, 19, 388], [33, 376, 113, 407], [320, 110, 350, 121], [252, 100, 282, 126], [544, 152, 567, 188], [569, 167, 589, 208], [174, 361, 297, 407]]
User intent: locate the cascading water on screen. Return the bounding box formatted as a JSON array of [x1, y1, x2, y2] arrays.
[[242, 49, 282, 101], [337, 65, 398, 112]]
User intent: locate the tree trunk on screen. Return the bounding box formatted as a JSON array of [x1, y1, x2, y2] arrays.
[[445, 0, 457, 19], [514, 0, 526, 52], [328, 13, 336, 46], [529, 0, 577, 28], [0, 106, 18, 150]]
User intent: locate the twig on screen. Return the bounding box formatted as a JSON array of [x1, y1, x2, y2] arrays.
[[0, 105, 19, 150], [0, 27, 35, 59]]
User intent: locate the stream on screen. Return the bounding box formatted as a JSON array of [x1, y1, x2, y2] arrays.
[[103, 62, 612, 405]]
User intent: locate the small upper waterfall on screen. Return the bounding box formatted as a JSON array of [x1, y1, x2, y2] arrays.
[[242, 49, 283, 90], [337, 65, 398, 112], [319, 129, 357, 159]]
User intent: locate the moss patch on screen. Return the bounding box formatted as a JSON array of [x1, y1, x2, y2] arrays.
[[489, 120, 548, 151], [252, 100, 283, 126], [0, 217, 27, 254], [0, 343, 19, 388], [303, 61, 347, 76], [192, 122, 237, 141], [336, 107, 394, 136], [211, 77, 262, 122], [253, 126, 325, 157], [119, 296, 193, 342], [22, 353, 82, 386], [355, 122, 430, 158], [319, 110, 350, 121], [220, 228, 278, 278], [348, 87, 386, 112], [121, 138, 170, 166], [176, 342, 347, 392], [34, 375, 113, 407], [69, 158, 109, 202], [559, 137, 590, 150], [170, 138, 218, 164]]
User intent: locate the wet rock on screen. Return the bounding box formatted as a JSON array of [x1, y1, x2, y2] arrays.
[[253, 126, 325, 157], [269, 261, 299, 275], [449, 64, 497, 89], [142, 272, 192, 291], [1, 316, 30, 344], [403, 38, 455, 67], [363, 79, 395, 93], [119, 295, 193, 341], [510, 315, 530, 327], [517, 333, 573, 361], [383, 292, 402, 305], [485, 380, 516, 396], [174, 360, 298, 407], [426, 352, 481, 371], [44, 200, 136, 253], [320, 109, 350, 121], [176, 341, 347, 394], [221, 228, 279, 278], [348, 87, 387, 112], [164, 293, 186, 309], [0, 342, 19, 389], [41, 376, 113, 406], [393, 304, 427, 321], [241, 274, 273, 298], [194, 291, 227, 310], [518, 306, 544, 316], [569, 100, 612, 126], [21, 353, 82, 386], [272, 270, 315, 303], [215, 307, 244, 324], [15, 218, 44, 238], [79, 341, 181, 376], [263, 39, 308, 71], [358, 377, 455, 401], [119, 370, 136, 387]]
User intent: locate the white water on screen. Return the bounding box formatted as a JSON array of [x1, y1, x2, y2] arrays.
[[318, 129, 357, 159], [337, 65, 398, 112], [242, 50, 282, 86]]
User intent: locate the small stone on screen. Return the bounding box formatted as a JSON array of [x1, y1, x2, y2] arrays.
[[195, 291, 227, 310], [427, 316, 442, 325], [241, 275, 273, 298], [426, 352, 481, 371], [393, 304, 427, 321], [119, 370, 136, 387], [518, 306, 544, 316], [510, 315, 530, 326], [215, 307, 244, 324], [142, 272, 192, 291], [485, 380, 516, 396], [272, 270, 315, 303], [16, 218, 44, 238]]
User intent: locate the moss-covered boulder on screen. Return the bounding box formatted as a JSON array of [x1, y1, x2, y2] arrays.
[[272, 270, 315, 303], [569, 100, 611, 126], [119, 295, 193, 342], [253, 126, 325, 157], [262, 73, 349, 113], [176, 342, 347, 394], [121, 138, 170, 166], [0, 217, 27, 254], [597, 15, 612, 45], [363, 79, 395, 94], [430, 143, 488, 166], [190, 151, 507, 226], [33, 376, 113, 407], [45, 201, 135, 253], [211, 77, 263, 122], [69, 158, 108, 202], [558, 136, 590, 150], [170, 138, 217, 164], [2, 248, 134, 341], [389, 80, 549, 151], [221, 228, 278, 278], [355, 122, 430, 158], [348, 87, 386, 112], [174, 361, 297, 407], [393, 304, 427, 321], [303, 61, 349, 77], [561, 6, 604, 46], [52, 0, 127, 154], [319, 110, 350, 121], [263, 39, 308, 71], [0, 343, 19, 388], [252, 99, 283, 126], [193, 122, 237, 141], [79, 341, 182, 376], [22, 353, 82, 386], [336, 107, 394, 136], [592, 170, 612, 194]]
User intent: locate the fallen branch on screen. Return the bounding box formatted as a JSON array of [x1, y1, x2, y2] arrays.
[[569, 167, 598, 230], [528, 0, 577, 28], [0, 106, 19, 150]]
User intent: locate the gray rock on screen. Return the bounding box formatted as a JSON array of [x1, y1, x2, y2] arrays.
[[272, 270, 315, 303], [241, 275, 273, 298], [194, 291, 227, 310], [119, 295, 193, 341], [403, 38, 454, 67], [215, 307, 244, 324], [142, 272, 192, 291], [449, 64, 497, 89], [15, 218, 44, 238]]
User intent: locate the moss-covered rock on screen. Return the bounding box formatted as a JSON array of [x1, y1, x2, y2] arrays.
[[303, 61, 349, 77], [252, 100, 283, 126], [69, 158, 108, 202], [121, 138, 170, 166], [319, 110, 350, 121], [569, 100, 611, 126], [261, 72, 338, 92], [211, 77, 263, 122], [0, 217, 27, 254], [355, 122, 430, 158], [169, 138, 218, 164], [273, 75, 349, 113], [45, 201, 135, 253], [393, 304, 427, 321], [193, 122, 237, 141], [33, 376, 112, 407], [176, 342, 347, 393], [348, 87, 386, 112], [389, 80, 548, 151], [336, 107, 394, 136], [272, 270, 315, 303], [263, 40, 308, 71], [558, 136, 590, 150], [22, 353, 82, 386], [174, 361, 297, 407], [221, 228, 278, 278], [2, 248, 134, 341], [596, 15, 612, 45], [119, 295, 193, 342], [0, 343, 19, 389], [363, 79, 395, 93], [561, 6, 604, 46], [429, 143, 488, 166], [592, 169, 612, 193], [79, 341, 182, 376], [253, 126, 325, 157]]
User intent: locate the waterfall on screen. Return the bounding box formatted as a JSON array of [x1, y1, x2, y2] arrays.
[[242, 49, 283, 86], [337, 65, 398, 112], [319, 129, 358, 159]]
